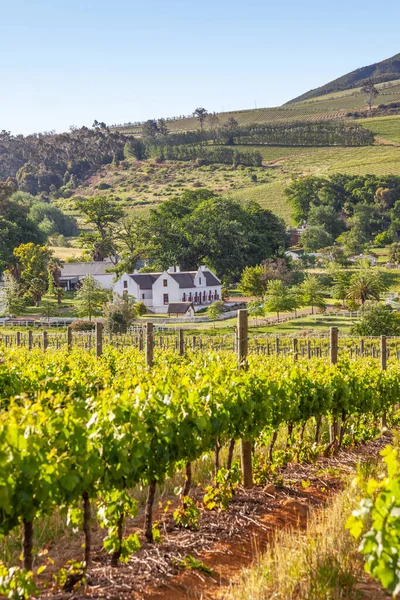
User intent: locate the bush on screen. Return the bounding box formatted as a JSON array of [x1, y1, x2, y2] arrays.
[[70, 320, 96, 331], [351, 303, 400, 337], [135, 302, 147, 316], [98, 182, 111, 190], [374, 231, 393, 247]]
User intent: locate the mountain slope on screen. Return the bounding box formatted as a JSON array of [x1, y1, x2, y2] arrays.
[[287, 52, 400, 104]]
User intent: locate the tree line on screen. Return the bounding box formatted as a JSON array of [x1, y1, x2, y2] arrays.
[[128, 118, 374, 150], [285, 174, 400, 254], [0, 126, 127, 197]]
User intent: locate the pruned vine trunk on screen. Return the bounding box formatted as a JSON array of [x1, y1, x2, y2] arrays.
[[214, 438, 221, 475], [23, 519, 33, 571], [314, 416, 322, 444], [182, 462, 192, 497], [111, 513, 125, 567], [82, 491, 91, 567], [226, 438, 235, 470], [269, 431, 278, 462], [144, 479, 157, 543]]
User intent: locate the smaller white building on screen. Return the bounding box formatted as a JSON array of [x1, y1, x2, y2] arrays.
[[59, 261, 115, 291], [113, 266, 222, 314]]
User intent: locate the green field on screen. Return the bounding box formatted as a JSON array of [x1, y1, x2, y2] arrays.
[[360, 115, 400, 144]]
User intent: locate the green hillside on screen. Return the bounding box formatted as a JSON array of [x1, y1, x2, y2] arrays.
[[287, 52, 400, 103], [359, 115, 400, 144], [115, 79, 400, 137]]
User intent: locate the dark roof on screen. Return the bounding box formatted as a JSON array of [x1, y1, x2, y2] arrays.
[[167, 303, 194, 314], [204, 271, 221, 286], [60, 261, 114, 277], [130, 273, 160, 290], [169, 272, 196, 288]]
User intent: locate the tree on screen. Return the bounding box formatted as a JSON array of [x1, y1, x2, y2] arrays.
[[351, 303, 400, 336], [124, 139, 147, 161], [142, 120, 160, 139], [104, 293, 137, 333], [264, 280, 295, 322], [39, 295, 59, 323], [260, 258, 293, 286], [240, 265, 265, 297], [347, 269, 387, 305], [361, 80, 379, 111], [75, 275, 108, 320], [0, 273, 25, 317], [76, 197, 124, 261], [157, 119, 169, 136], [300, 226, 333, 252], [207, 300, 224, 327], [330, 267, 351, 306], [374, 231, 393, 247], [13, 243, 53, 291], [193, 108, 208, 131], [144, 190, 287, 280], [284, 176, 326, 224], [299, 274, 325, 314], [336, 229, 367, 255], [307, 205, 344, 238], [389, 242, 400, 264], [113, 217, 146, 276], [27, 277, 47, 307], [248, 300, 264, 325]]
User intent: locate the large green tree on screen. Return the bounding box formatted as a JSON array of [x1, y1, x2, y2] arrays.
[[299, 274, 326, 314], [144, 190, 287, 279], [264, 280, 296, 322], [75, 275, 108, 320], [76, 196, 124, 261], [351, 303, 400, 336]]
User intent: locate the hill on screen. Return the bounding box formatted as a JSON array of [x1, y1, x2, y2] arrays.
[[287, 52, 400, 104]]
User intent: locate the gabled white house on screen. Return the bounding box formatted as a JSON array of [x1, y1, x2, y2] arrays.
[[113, 266, 222, 313]]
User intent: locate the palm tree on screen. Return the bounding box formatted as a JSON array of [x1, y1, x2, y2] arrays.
[[347, 269, 387, 305]]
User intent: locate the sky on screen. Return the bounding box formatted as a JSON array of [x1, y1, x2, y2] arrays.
[[1, 0, 400, 135]]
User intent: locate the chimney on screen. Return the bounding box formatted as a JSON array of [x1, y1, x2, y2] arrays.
[[176, 266, 181, 272], [167, 266, 175, 273]]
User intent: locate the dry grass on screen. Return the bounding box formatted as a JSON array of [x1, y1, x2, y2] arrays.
[[227, 488, 363, 600]]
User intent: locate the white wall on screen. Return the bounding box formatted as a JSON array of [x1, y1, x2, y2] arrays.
[[113, 273, 140, 298], [152, 272, 180, 307]]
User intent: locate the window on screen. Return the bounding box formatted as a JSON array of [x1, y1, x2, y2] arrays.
[[199, 277, 202, 285], [182, 293, 186, 301], [163, 279, 168, 287], [163, 294, 169, 305], [123, 280, 128, 289], [203, 291, 206, 301], [188, 293, 192, 301], [142, 293, 145, 299]]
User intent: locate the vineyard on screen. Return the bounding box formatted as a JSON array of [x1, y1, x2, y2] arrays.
[[0, 312, 399, 598]]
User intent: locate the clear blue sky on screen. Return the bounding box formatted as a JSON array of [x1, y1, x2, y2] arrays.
[[1, 0, 399, 135]]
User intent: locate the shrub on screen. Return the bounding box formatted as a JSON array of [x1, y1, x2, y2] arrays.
[[70, 320, 96, 331], [97, 182, 111, 190]]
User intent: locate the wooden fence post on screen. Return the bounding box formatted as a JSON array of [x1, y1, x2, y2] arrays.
[[330, 327, 338, 366], [192, 336, 196, 351], [28, 331, 33, 351], [238, 309, 253, 489], [307, 340, 311, 360], [42, 331, 48, 351], [67, 326, 72, 352], [139, 329, 144, 352], [16, 331, 21, 347], [146, 322, 154, 368], [275, 336, 280, 355], [381, 336, 388, 428], [293, 338, 298, 361], [95, 322, 103, 358], [179, 329, 184, 356]]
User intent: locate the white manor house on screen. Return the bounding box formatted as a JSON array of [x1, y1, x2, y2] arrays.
[[113, 266, 222, 314]]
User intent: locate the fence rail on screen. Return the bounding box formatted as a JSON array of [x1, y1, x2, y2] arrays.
[[1, 321, 400, 362]]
